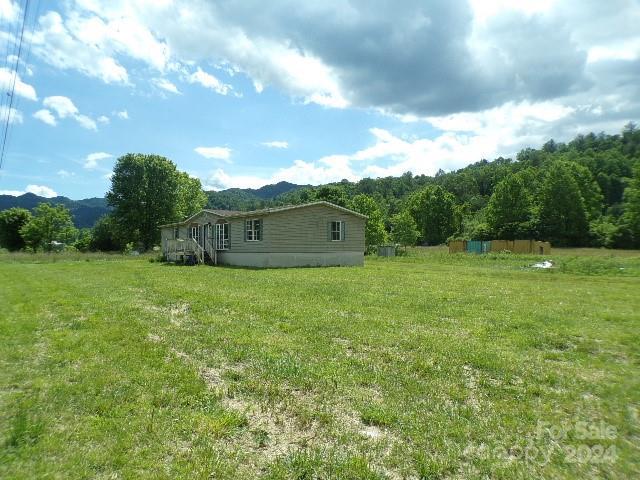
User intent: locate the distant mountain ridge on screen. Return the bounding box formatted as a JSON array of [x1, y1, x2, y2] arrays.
[[0, 193, 111, 228], [205, 181, 309, 210], [0, 181, 308, 227]]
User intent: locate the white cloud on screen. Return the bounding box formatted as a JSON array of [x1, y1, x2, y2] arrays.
[[57, 169, 75, 177], [42, 95, 99, 130], [262, 140, 288, 149], [75, 114, 98, 131], [115, 109, 129, 119], [27, 184, 58, 197], [186, 67, 232, 95], [97, 115, 110, 124], [152, 77, 181, 94], [84, 151, 113, 169], [0, 184, 58, 198], [31, 11, 130, 84], [194, 146, 232, 162], [0, 67, 37, 101], [33, 109, 57, 126], [43, 96, 78, 118], [0, 106, 22, 124], [0, 0, 20, 23], [203, 98, 581, 189]]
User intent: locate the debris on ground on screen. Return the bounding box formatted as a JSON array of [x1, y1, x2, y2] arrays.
[[531, 260, 554, 269]]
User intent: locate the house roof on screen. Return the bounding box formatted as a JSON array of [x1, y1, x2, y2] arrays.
[[159, 201, 367, 227]]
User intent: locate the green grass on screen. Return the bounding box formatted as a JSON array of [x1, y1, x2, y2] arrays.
[[1, 249, 639, 478]]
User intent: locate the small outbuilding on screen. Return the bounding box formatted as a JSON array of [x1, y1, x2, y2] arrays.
[[160, 201, 366, 268]]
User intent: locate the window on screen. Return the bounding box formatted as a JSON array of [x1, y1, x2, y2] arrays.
[[215, 222, 229, 250], [330, 221, 343, 241], [245, 219, 262, 241], [190, 225, 201, 244], [174, 227, 179, 239]]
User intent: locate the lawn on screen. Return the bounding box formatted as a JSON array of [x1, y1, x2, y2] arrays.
[[1, 249, 639, 479]]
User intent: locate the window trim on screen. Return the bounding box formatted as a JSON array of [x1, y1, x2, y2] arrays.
[[174, 227, 179, 239], [245, 218, 262, 242], [330, 220, 343, 242], [215, 222, 229, 250], [190, 224, 201, 244]]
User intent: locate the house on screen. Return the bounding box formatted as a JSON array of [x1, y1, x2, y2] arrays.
[[160, 201, 366, 267]]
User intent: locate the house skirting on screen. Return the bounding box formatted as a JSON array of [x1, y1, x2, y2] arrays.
[[217, 251, 364, 268]]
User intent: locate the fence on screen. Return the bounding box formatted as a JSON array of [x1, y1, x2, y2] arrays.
[[448, 239, 551, 254]]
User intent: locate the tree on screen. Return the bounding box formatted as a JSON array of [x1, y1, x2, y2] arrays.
[[175, 171, 208, 219], [486, 173, 534, 239], [561, 161, 604, 220], [407, 185, 457, 245], [350, 194, 388, 251], [106, 153, 206, 250], [89, 215, 122, 251], [314, 185, 349, 207], [0, 207, 32, 251], [74, 229, 93, 252], [537, 163, 589, 246], [390, 211, 419, 248], [20, 203, 77, 251], [620, 163, 640, 247]]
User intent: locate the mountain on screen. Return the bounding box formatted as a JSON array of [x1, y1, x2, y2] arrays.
[[205, 181, 308, 210], [247, 181, 309, 199], [0, 193, 111, 228]]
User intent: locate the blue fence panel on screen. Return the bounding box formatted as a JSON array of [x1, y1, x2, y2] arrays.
[[467, 240, 491, 254], [466, 240, 482, 254]]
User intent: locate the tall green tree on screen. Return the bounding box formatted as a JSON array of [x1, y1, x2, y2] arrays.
[[537, 163, 589, 246], [561, 160, 604, 220], [0, 207, 32, 251], [314, 185, 349, 207], [390, 210, 419, 248], [621, 163, 640, 247], [89, 215, 122, 251], [407, 185, 457, 245], [486, 173, 534, 239], [175, 171, 208, 219], [20, 203, 77, 251], [106, 153, 206, 250], [350, 194, 388, 250]]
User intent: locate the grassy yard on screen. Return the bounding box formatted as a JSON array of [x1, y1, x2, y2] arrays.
[[1, 249, 639, 479]]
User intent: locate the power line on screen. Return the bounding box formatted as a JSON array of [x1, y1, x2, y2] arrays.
[[0, 0, 30, 171], [4, 0, 41, 160], [0, 2, 22, 117]]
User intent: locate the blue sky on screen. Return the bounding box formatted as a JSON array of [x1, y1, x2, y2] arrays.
[[0, 0, 639, 199]]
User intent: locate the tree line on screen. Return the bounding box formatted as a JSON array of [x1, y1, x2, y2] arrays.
[[0, 154, 206, 252], [1, 124, 639, 252], [274, 123, 640, 249]]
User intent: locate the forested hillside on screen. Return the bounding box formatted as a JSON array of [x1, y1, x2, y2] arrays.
[[253, 123, 640, 248], [205, 181, 307, 210], [0, 193, 111, 228]]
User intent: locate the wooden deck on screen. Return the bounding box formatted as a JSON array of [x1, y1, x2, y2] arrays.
[[164, 238, 216, 264]]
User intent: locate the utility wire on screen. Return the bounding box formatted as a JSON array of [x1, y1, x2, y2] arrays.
[[0, 0, 30, 171], [4, 0, 41, 161], [0, 2, 21, 117]]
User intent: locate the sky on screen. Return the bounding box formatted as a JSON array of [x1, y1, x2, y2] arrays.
[[0, 0, 639, 200]]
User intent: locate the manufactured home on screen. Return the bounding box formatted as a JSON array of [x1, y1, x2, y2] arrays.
[[160, 201, 366, 267]]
